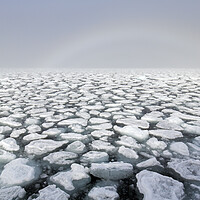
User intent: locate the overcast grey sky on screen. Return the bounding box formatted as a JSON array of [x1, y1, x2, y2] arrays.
[[0, 0, 200, 70]]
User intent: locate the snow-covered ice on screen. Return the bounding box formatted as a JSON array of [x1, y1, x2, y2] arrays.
[[136, 170, 184, 200], [90, 162, 133, 180], [0, 71, 199, 199]]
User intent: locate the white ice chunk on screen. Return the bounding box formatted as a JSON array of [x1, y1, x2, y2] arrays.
[[91, 130, 115, 138], [170, 142, 189, 156], [136, 157, 160, 168], [91, 140, 116, 153], [10, 129, 26, 138], [116, 135, 142, 149], [25, 139, 68, 156], [42, 128, 62, 136], [27, 125, 41, 133], [181, 123, 200, 135], [33, 184, 69, 200], [116, 118, 149, 129], [66, 141, 86, 154], [146, 137, 167, 150], [149, 129, 183, 139], [0, 126, 12, 134], [114, 125, 149, 141], [88, 186, 119, 200], [60, 133, 88, 142], [0, 117, 21, 128], [168, 159, 200, 181], [58, 118, 87, 127], [90, 162, 133, 180], [156, 120, 183, 131], [0, 158, 39, 186], [89, 118, 109, 124], [50, 163, 91, 192], [88, 123, 112, 130], [136, 170, 184, 200], [0, 149, 16, 163], [43, 151, 78, 165], [118, 146, 138, 159], [23, 133, 47, 141], [81, 151, 109, 163], [0, 186, 26, 200], [0, 138, 19, 151]]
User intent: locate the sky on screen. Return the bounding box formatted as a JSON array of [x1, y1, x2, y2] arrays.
[[0, 0, 200, 70]]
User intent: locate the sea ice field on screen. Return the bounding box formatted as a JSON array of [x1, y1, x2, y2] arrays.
[[0, 71, 200, 200]]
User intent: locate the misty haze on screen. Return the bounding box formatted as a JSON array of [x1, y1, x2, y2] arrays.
[[0, 1, 200, 200]]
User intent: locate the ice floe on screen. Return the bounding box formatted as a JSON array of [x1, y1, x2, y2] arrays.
[[33, 184, 69, 200], [168, 159, 200, 181], [136, 170, 184, 200], [88, 185, 119, 200], [149, 129, 183, 139], [0, 186, 26, 200], [0, 158, 40, 187], [170, 142, 189, 156], [43, 151, 78, 165], [114, 125, 149, 141], [50, 163, 90, 192], [81, 151, 109, 163], [90, 162, 133, 180], [25, 139, 68, 156]]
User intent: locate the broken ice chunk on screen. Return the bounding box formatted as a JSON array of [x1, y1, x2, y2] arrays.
[[170, 142, 189, 156], [136, 170, 184, 200], [90, 162, 133, 180], [42, 128, 63, 136], [81, 151, 109, 163], [58, 118, 87, 127], [114, 125, 149, 141], [136, 157, 161, 168], [43, 151, 78, 165], [89, 118, 109, 124], [91, 140, 116, 153], [10, 129, 26, 138], [0, 186, 26, 200], [33, 184, 69, 200], [0, 149, 16, 163], [118, 146, 139, 159], [149, 129, 183, 139], [116, 135, 142, 149], [23, 133, 47, 141], [146, 137, 167, 150], [88, 186, 119, 200], [0, 117, 22, 128], [27, 125, 41, 133], [60, 133, 88, 142], [0, 138, 19, 151], [25, 139, 68, 156], [181, 123, 200, 135], [91, 130, 115, 138], [0, 158, 40, 187], [0, 126, 12, 134], [168, 159, 200, 181], [66, 141, 86, 154], [50, 164, 91, 192]]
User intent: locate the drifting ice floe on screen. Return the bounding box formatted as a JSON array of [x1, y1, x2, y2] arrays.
[[88, 185, 119, 200], [170, 142, 189, 156], [168, 159, 200, 181], [50, 163, 90, 192], [33, 185, 69, 200], [90, 162, 133, 180], [0, 186, 26, 200], [43, 151, 78, 165], [114, 125, 149, 141], [0, 158, 39, 187], [149, 129, 183, 139], [136, 170, 184, 200], [25, 139, 68, 156], [81, 151, 109, 163]]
